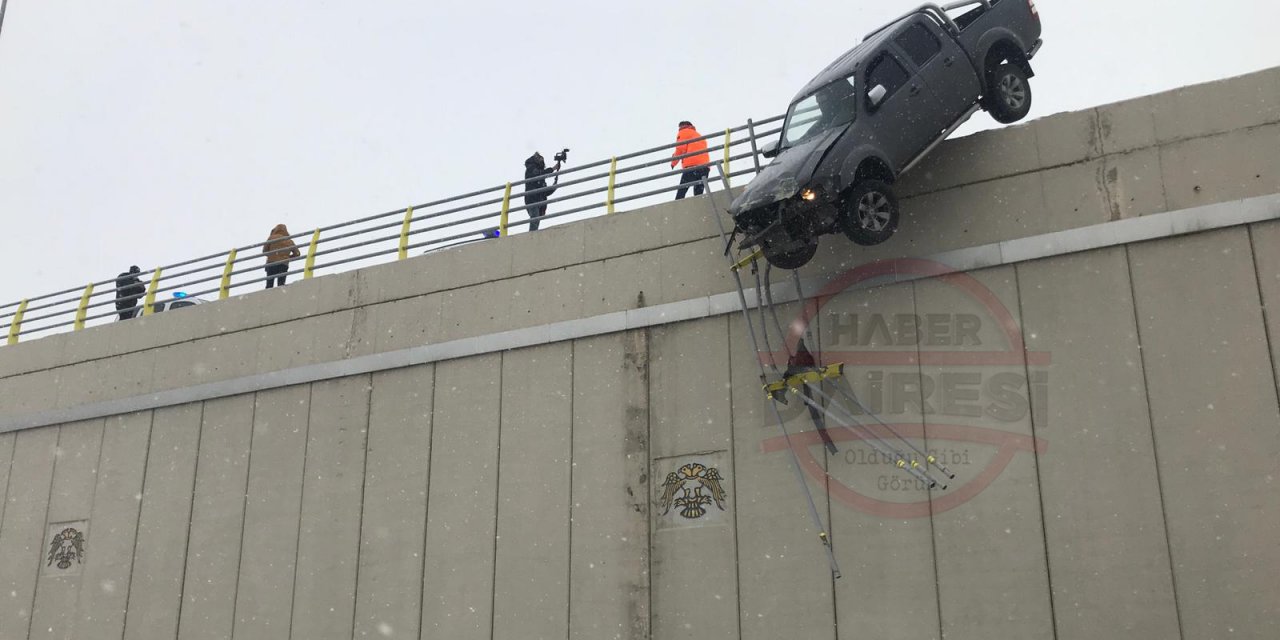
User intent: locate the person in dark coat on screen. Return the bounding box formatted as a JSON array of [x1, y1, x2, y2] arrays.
[[523, 152, 561, 232], [115, 265, 145, 320]]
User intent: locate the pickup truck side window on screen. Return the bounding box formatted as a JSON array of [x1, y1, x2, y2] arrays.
[[895, 22, 942, 67], [865, 52, 910, 105], [952, 0, 1003, 31]]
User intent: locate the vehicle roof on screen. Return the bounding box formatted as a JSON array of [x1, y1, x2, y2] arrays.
[[789, 18, 903, 103]]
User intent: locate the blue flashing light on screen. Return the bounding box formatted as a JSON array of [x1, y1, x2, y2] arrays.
[[173, 291, 189, 299]]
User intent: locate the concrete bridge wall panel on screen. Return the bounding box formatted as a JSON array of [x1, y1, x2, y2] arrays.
[[123, 403, 204, 640], [1016, 248, 1181, 638], [568, 332, 651, 640], [232, 385, 311, 639], [352, 364, 434, 639], [419, 354, 501, 639], [916, 267, 1054, 640], [729, 301, 840, 640], [0, 427, 58, 639], [176, 395, 253, 640], [492, 344, 573, 640], [817, 283, 942, 640], [1127, 228, 1280, 637]]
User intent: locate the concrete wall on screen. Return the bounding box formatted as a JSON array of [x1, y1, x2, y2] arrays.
[[1, 68, 1278, 639]]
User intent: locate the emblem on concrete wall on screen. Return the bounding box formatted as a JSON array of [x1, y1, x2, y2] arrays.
[[658, 463, 727, 520], [44, 522, 87, 575]]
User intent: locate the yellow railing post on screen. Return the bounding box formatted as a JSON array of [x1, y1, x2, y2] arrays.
[[606, 157, 618, 214], [142, 268, 162, 316], [499, 183, 512, 237], [723, 128, 732, 188], [304, 229, 320, 279], [6, 299, 28, 345], [398, 207, 415, 260], [219, 248, 238, 300], [74, 283, 95, 331]]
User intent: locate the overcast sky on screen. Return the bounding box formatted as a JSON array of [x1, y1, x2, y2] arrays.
[[1, 0, 1278, 311]]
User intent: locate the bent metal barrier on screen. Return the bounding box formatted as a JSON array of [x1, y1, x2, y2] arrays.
[[0, 115, 785, 344]]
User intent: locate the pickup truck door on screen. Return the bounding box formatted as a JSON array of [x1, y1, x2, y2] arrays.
[[862, 49, 936, 171], [892, 18, 982, 134]]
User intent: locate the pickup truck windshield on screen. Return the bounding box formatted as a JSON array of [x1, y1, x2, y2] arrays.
[[782, 75, 857, 148]]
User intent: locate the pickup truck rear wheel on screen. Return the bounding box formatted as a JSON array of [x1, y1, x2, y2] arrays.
[[841, 180, 900, 246], [986, 63, 1032, 124]]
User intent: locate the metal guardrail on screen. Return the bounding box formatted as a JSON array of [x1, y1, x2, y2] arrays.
[[0, 114, 787, 345]]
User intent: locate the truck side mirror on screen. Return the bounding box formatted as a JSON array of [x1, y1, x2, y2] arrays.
[[761, 140, 781, 158], [867, 84, 888, 110]]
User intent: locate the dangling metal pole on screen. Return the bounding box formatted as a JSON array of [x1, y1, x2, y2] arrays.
[[788, 387, 945, 488], [762, 263, 794, 360], [795, 377, 950, 487], [704, 171, 842, 581], [746, 118, 763, 173], [758, 260, 952, 483], [752, 266, 782, 374], [755, 262, 952, 480], [791, 270, 820, 361], [831, 383, 955, 480], [756, 264, 838, 454]]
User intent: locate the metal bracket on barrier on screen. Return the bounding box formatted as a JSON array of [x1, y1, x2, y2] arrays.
[[142, 269, 163, 316], [398, 207, 414, 260], [764, 362, 845, 398], [304, 229, 320, 279], [499, 183, 512, 237], [606, 158, 618, 214], [6, 299, 28, 345], [219, 249, 237, 300], [723, 128, 732, 188], [74, 284, 94, 331], [731, 249, 763, 272]]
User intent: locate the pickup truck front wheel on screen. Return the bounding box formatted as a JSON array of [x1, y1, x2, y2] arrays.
[[841, 180, 900, 246], [763, 240, 818, 270], [986, 63, 1032, 124]]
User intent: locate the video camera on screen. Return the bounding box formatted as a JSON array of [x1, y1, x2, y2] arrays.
[[553, 148, 570, 163]]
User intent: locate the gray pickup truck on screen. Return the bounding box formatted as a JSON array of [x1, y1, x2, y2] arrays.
[[730, 0, 1043, 269]]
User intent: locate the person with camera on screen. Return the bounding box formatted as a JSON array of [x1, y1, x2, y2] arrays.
[[671, 121, 711, 200], [523, 149, 567, 231], [114, 265, 145, 320]]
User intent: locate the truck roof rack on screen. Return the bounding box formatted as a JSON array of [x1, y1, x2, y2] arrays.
[[862, 0, 990, 41]]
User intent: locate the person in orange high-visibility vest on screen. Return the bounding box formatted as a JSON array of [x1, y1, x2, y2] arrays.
[[670, 121, 711, 200]]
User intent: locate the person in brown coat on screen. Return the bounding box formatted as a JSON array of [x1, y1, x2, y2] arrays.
[[262, 224, 301, 289]]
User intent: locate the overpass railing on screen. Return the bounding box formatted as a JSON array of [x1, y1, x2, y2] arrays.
[[1, 114, 786, 345]]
